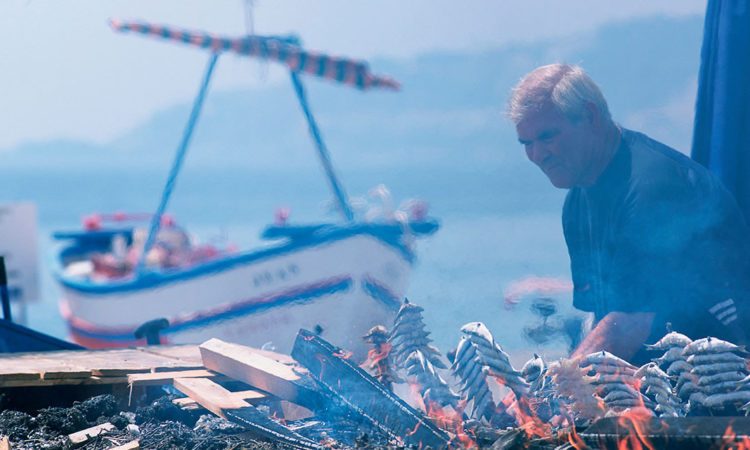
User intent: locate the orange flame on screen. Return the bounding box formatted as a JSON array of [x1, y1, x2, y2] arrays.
[[566, 425, 588, 450], [615, 407, 656, 450], [718, 423, 750, 450], [493, 375, 551, 440], [425, 401, 477, 449], [367, 342, 392, 366], [407, 375, 477, 448]]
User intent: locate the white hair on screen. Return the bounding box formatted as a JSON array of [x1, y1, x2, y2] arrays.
[[507, 63, 612, 125]]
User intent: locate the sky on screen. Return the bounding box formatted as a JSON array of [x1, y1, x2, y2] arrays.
[[0, 0, 706, 151]]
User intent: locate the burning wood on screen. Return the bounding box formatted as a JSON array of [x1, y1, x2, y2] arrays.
[[292, 328, 451, 449]]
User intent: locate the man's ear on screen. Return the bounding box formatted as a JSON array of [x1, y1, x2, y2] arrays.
[[584, 102, 600, 127]]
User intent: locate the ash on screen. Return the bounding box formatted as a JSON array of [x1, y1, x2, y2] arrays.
[[0, 395, 278, 450]]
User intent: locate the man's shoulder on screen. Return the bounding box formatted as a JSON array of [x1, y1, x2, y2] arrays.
[[622, 129, 725, 197], [623, 129, 702, 176]]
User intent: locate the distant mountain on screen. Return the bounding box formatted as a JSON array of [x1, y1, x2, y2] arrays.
[[2, 14, 703, 176]]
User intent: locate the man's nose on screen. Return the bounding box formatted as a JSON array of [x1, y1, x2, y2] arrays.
[[526, 142, 548, 164]]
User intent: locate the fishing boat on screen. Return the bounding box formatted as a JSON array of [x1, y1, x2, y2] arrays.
[[52, 20, 438, 357]]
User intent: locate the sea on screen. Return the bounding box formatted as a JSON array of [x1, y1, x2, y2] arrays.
[[0, 163, 575, 366]]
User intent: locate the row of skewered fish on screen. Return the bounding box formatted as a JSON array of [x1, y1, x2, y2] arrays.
[[648, 331, 750, 413], [363, 299, 750, 427]]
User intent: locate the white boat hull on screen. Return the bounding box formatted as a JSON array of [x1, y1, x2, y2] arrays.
[[59, 233, 410, 358]]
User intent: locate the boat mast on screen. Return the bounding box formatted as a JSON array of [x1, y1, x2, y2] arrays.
[[111, 18, 400, 231], [289, 71, 355, 223], [136, 53, 220, 275]]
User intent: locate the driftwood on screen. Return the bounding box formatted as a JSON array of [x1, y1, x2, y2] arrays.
[[292, 328, 450, 449]]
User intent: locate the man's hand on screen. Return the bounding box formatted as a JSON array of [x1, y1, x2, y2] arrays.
[[570, 311, 655, 361]]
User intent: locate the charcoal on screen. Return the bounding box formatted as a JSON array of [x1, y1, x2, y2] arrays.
[[193, 414, 246, 435], [74, 394, 119, 422], [136, 395, 197, 427], [139, 420, 197, 449], [36, 406, 88, 435], [0, 410, 35, 440]]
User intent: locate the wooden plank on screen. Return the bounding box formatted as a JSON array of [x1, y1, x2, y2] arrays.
[[172, 396, 201, 410], [42, 370, 92, 380], [173, 378, 250, 418], [0, 346, 203, 384], [138, 345, 204, 366], [199, 338, 326, 412], [110, 441, 139, 450], [127, 369, 222, 387], [231, 389, 267, 403], [173, 377, 320, 450], [250, 348, 297, 366], [173, 388, 266, 410], [0, 375, 128, 388], [0, 371, 41, 383], [68, 422, 115, 446]]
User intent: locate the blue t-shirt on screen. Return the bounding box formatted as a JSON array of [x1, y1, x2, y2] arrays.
[[563, 129, 750, 361]]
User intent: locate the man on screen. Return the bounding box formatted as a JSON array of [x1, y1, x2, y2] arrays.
[[508, 63, 750, 364]]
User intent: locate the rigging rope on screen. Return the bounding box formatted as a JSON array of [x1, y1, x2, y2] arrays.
[[136, 52, 220, 275], [290, 71, 354, 222]]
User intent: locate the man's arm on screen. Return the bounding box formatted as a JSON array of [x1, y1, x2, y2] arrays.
[[570, 311, 654, 361]]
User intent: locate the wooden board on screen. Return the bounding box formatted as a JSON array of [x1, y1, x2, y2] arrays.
[[127, 369, 223, 387], [199, 338, 325, 411], [0, 345, 204, 388], [0, 375, 129, 388], [173, 377, 250, 418], [138, 345, 204, 366], [173, 388, 266, 410], [109, 441, 139, 450], [68, 422, 115, 446]]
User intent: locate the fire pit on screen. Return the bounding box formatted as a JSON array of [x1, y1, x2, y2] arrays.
[[1, 299, 750, 449]]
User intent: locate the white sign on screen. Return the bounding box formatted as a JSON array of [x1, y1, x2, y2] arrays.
[[0, 203, 39, 303]]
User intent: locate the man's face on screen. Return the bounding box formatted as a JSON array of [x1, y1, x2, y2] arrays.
[[515, 103, 595, 189]]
